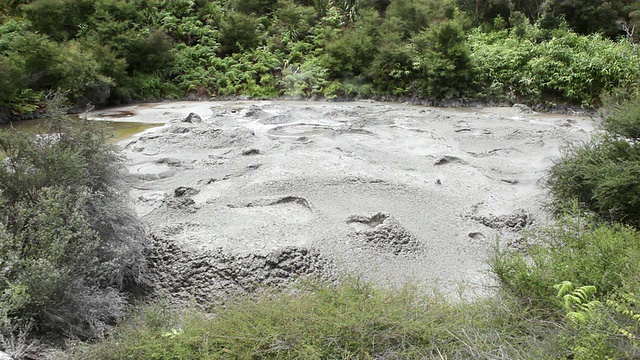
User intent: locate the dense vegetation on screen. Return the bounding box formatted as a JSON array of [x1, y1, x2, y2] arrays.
[[2, 0, 640, 358], [1, 0, 640, 121], [0, 95, 149, 354]]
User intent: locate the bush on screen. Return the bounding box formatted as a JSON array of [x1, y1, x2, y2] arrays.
[[0, 95, 148, 339], [386, 0, 457, 38], [469, 28, 640, 106], [491, 213, 640, 312], [320, 9, 381, 79], [412, 19, 475, 99], [217, 11, 264, 56], [366, 18, 415, 95], [547, 95, 640, 226]]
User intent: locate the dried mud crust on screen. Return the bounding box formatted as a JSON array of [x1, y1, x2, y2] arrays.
[[472, 209, 533, 231], [108, 100, 595, 297], [347, 213, 422, 255], [146, 234, 336, 304]]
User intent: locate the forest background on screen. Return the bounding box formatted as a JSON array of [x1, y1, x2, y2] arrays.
[[2, 0, 640, 120]]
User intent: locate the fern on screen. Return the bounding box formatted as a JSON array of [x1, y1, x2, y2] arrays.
[[554, 281, 601, 324], [605, 293, 640, 341]]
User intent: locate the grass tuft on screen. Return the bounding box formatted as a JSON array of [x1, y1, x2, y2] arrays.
[[63, 278, 561, 359]]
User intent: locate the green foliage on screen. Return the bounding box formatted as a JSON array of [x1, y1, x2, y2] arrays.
[[65, 279, 561, 359], [492, 213, 640, 312], [321, 9, 381, 79], [23, 0, 95, 41], [547, 94, 640, 226], [217, 11, 264, 56], [386, 0, 457, 38], [280, 57, 330, 98], [539, 0, 631, 38], [2, 0, 640, 111], [272, 0, 317, 42], [367, 20, 414, 95], [470, 27, 640, 106], [456, 0, 514, 25], [0, 95, 148, 339], [600, 90, 640, 140], [413, 19, 475, 99], [552, 282, 640, 359], [548, 136, 640, 226], [555, 281, 601, 324]]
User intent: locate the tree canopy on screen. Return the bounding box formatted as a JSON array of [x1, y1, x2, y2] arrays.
[[1, 0, 639, 120]]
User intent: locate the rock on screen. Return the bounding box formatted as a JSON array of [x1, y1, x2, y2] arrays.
[[138, 192, 166, 203], [168, 124, 193, 134], [183, 112, 202, 123], [244, 105, 267, 118], [0, 351, 12, 360]]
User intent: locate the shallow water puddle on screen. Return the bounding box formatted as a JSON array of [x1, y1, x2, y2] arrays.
[[0, 118, 163, 142]]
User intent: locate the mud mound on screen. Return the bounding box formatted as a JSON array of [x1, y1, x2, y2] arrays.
[[183, 112, 203, 123], [268, 123, 335, 138], [324, 109, 360, 118], [226, 195, 312, 211], [347, 213, 422, 255], [473, 209, 533, 231], [434, 155, 466, 165], [146, 234, 336, 304], [260, 114, 294, 125], [132, 125, 255, 151]]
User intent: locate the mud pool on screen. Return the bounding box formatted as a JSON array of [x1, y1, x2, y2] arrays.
[[92, 100, 594, 302]]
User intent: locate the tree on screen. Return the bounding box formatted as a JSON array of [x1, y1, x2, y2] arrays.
[[412, 19, 475, 99], [386, 0, 457, 39], [539, 0, 632, 38]]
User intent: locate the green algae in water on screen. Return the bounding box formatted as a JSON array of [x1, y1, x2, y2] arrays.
[[108, 122, 163, 142], [0, 119, 163, 142]]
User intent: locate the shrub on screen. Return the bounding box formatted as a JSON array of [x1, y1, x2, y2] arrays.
[[412, 19, 475, 99], [279, 57, 329, 97], [553, 283, 640, 360], [217, 11, 264, 56], [547, 94, 640, 226], [385, 0, 457, 39], [320, 9, 381, 79], [469, 28, 640, 106], [23, 0, 95, 41], [491, 213, 640, 312], [0, 94, 148, 339], [367, 18, 415, 95]]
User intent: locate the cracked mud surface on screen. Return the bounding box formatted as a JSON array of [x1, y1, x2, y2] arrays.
[[94, 100, 594, 302]]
